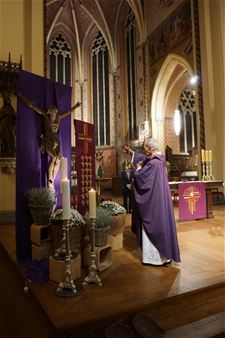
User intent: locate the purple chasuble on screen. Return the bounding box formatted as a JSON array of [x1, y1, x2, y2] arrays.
[[132, 152, 180, 262], [16, 70, 71, 262]]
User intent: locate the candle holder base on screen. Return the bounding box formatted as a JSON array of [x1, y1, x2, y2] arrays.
[[83, 267, 102, 286], [56, 281, 83, 297], [83, 218, 102, 287], [83, 251, 102, 286]]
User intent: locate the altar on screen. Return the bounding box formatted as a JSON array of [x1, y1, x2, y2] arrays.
[[169, 180, 224, 218]]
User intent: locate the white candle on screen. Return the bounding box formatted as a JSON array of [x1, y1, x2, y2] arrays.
[[201, 149, 205, 162], [60, 157, 68, 180], [89, 189, 96, 219], [208, 150, 212, 162], [205, 150, 209, 162], [62, 179, 71, 220]]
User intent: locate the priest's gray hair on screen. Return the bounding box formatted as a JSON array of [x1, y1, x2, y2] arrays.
[[145, 138, 159, 150]]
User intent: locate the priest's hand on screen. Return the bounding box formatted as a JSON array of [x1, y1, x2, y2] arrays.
[[122, 145, 134, 155]]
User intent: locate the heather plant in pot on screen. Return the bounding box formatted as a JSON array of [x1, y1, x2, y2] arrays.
[[25, 187, 56, 225], [99, 201, 127, 235], [85, 206, 112, 246]]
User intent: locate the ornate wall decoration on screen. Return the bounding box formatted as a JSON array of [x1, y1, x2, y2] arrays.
[[148, 0, 192, 66]]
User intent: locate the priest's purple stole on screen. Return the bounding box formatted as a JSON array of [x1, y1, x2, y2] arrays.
[[16, 70, 71, 262], [74, 120, 96, 216], [178, 182, 206, 221]]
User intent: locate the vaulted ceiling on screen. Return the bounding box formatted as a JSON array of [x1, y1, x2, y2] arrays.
[[46, 0, 146, 70]]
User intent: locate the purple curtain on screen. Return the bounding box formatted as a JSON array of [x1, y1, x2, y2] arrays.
[[16, 70, 71, 262]]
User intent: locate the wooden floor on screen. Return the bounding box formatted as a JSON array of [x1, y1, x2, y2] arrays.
[[0, 205, 225, 337]]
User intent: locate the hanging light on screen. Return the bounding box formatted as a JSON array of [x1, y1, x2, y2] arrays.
[[189, 75, 198, 85], [174, 109, 181, 136]]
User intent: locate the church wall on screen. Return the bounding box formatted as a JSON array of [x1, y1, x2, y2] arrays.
[[164, 117, 180, 153], [30, 0, 44, 76], [0, 170, 15, 212], [0, 0, 44, 218], [0, 0, 24, 63], [136, 44, 146, 142], [0, 0, 43, 74], [146, 0, 194, 155], [145, 0, 185, 35], [199, 0, 225, 186]]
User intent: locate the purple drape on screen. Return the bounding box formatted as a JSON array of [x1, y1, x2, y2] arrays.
[[16, 70, 71, 262]]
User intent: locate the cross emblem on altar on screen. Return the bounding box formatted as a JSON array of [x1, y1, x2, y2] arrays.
[[183, 186, 201, 214], [78, 123, 93, 154]]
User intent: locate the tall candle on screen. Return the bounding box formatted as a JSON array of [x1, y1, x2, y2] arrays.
[[89, 189, 96, 219], [201, 149, 205, 162], [60, 157, 68, 193], [62, 179, 71, 220], [205, 150, 209, 162], [60, 157, 68, 180], [208, 150, 212, 162]]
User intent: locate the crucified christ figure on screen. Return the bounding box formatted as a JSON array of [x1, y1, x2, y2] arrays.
[[18, 92, 81, 188]]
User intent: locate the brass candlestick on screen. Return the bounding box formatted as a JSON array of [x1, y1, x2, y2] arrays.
[[56, 219, 82, 297], [83, 218, 102, 287], [202, 161, 207, 181], [209, 161, 215, 180], [53, 222, 77, 260]]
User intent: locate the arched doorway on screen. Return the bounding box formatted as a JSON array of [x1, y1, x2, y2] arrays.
[[151, 54, 196, 154]]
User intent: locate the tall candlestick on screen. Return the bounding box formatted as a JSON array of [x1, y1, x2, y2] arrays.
[[62, 179, 71, 220], [205, 150, 209, 162], [89, 189, 96, 219], [201, 149, 205, 162], [208, 150, 212, 162]]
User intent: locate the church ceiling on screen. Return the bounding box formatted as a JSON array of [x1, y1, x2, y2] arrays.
[[46, 0, 126, 47], [46, 0, 145, 68]]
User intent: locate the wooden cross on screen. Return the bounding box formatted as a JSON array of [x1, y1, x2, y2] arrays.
[[78, 123, 93, 154]]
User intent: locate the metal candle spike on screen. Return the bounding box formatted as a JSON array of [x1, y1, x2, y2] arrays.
[[83, 218, 102, 287]]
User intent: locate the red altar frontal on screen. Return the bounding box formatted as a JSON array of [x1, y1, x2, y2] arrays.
[[169, 180, 224, 219]]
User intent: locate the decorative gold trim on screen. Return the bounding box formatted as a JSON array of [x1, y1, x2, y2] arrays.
[[0, 157, 16, 174]]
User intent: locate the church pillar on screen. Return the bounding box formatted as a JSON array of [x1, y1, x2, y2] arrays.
[[112, 69, 119, 176], [79, 81, 84, 120], [199, 0, 225, 186], [154, 118, 164, 152]]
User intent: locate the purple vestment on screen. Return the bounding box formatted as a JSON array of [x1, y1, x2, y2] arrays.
[[132, 152, 180, 262]]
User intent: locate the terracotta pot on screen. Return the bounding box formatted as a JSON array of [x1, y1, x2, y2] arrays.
[[108, 214, 126, 236]]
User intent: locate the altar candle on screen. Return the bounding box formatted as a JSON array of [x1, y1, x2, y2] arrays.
[[205, 150, 209, 162], [60, 157, 68, 193], [208, 150, 212, 162], [89, 189, 96, 219], [62, 179, 71, 220], [201, 149, 205, 162], [60, 157, 68, 180]]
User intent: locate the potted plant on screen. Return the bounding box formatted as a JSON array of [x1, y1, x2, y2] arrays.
[[100, 201, 127, 235], [85, 206, 112, 247], [25, 187, 56, 225], [49, 208, 85, 254]]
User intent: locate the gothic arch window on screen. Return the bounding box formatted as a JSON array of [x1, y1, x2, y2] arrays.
[[49, 34, 72, 85], [92, 31, 110, 146], [125, 9, 138, 140], [178, 87, 197, 153]]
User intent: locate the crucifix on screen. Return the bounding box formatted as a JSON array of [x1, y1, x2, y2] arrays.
[[183, 186, 201, 214]]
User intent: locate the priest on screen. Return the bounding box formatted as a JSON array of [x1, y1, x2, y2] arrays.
[[123, 138, 180, 265]]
